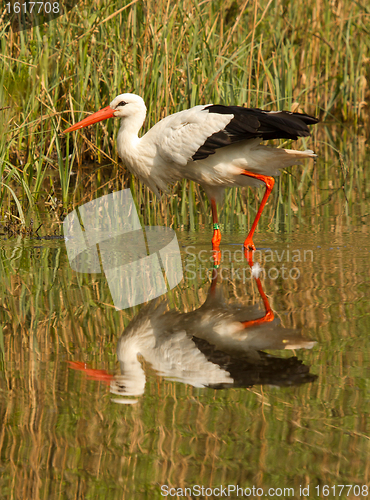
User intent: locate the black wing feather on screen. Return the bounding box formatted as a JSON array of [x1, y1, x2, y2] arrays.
[[192, 105, 318, 161]]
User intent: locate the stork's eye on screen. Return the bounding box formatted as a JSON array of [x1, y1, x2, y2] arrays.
[[117, 101, 127, 107]]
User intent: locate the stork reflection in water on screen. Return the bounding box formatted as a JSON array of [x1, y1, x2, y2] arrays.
[[69, 264, 316, 404]]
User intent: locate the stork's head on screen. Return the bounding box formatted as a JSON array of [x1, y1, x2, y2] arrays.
[[109, 93, 146, 118], [64, 93, 146, 133]]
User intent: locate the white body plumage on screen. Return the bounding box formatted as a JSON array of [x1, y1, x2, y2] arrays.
[[113, 93, 316, 202]]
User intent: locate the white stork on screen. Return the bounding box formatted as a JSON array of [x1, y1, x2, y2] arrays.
[[108, 271, 316, 402], [68, 268, 316, 403], [64, 94, 318, 252]]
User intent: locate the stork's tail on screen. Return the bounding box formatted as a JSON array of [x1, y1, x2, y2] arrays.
[[282, 148, 317, 159]]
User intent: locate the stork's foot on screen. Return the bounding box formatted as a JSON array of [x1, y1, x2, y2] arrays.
[[211, 224, 222, 267], [243, 237, 256, 252], [243, 238, 256, 266], [211, 228, 221, 246], [244, 248, 254, 267], [212, 244, 221, 267]]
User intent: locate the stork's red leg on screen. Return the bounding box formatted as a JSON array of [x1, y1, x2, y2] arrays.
[[240, 277, 274, 328], [241, 172, 275, 252], [211, 199, 221, 245], [241, 257, 274, 328], [211, 199, 221, 266]]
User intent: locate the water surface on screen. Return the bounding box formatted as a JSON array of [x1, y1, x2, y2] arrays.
[[1, 209, 370, 499]]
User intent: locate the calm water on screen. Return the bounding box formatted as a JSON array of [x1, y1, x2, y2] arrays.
[[1, 208, 370, 499]]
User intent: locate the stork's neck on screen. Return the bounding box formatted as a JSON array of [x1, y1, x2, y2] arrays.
[[117, 108, 146, 153], [115, 334, 152, 397], [115, 103, 161, 192]]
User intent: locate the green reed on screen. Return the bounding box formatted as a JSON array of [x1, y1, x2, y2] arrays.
[[0, 0, 369, 228]]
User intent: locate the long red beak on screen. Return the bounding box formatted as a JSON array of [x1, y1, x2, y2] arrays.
[[64, 106, 116, 133]]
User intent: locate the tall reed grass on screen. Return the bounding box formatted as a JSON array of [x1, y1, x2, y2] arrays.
[[0, 0, 369, 227]]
